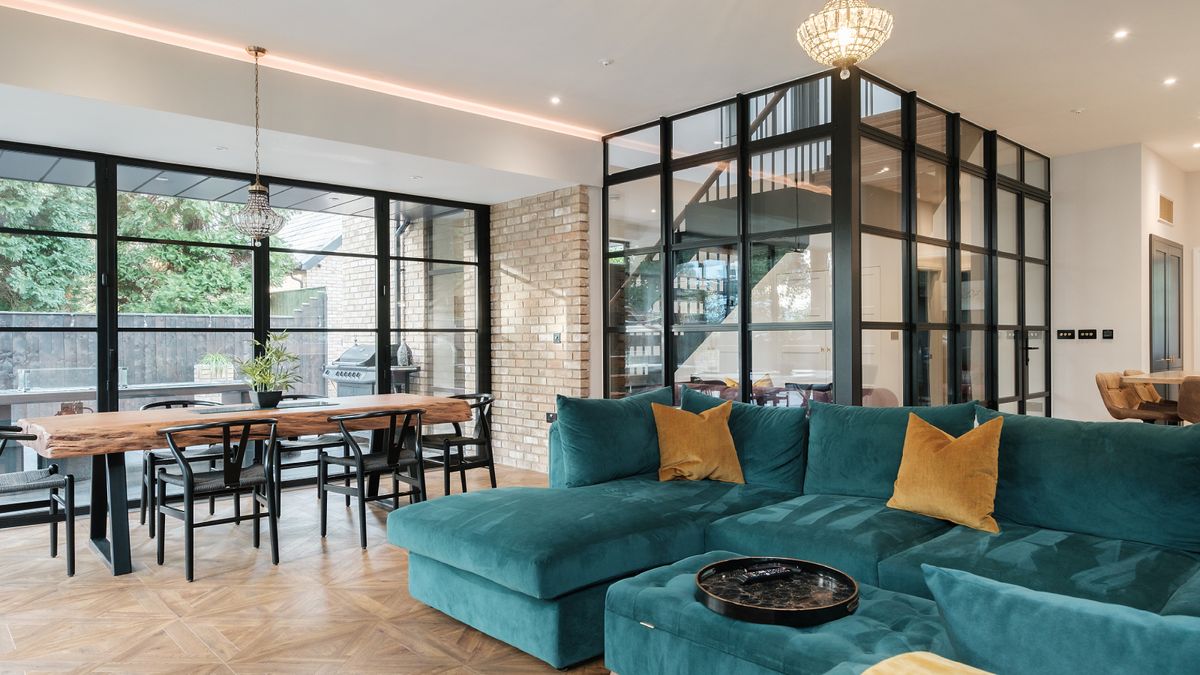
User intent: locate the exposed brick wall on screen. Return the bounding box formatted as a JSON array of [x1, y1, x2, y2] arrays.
[[489, 187, 590, 472]]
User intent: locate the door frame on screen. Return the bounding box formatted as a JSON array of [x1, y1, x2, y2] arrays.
[[1149, 234, 1184, 373]]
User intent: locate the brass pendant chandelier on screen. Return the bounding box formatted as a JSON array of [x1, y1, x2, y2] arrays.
[[797, 0, 894, 80], [232, 46, 285, 242]]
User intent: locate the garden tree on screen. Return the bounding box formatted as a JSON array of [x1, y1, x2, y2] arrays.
[[0, 180, 292, 315]]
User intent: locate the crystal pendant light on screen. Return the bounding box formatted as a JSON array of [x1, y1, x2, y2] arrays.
[[231, 46, 285, 241], [797, 0, 894, 80]]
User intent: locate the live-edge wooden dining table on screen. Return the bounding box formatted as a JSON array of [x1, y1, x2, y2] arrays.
[[16, 393, 471, 575]]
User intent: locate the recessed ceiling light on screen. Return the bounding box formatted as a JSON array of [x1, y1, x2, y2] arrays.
[[1070, 108, 1085, 114], [550, 96, 561, 105], [599, 58, 614, 67], [1113, 29, 1129, 40], [650, 208, 658, 214], [215, 145, 228, 151], [153, 176, 169, 181], [410, 175, 423, 180], [1193, 142, 1200, 149], [1164, 77, 1178, 86]]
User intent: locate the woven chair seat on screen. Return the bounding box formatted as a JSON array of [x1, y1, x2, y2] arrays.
[[322, 450, 417, 473], [0, 468, 70, 495], [157, 464, 267, 494]]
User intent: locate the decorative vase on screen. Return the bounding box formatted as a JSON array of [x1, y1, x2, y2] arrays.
[[396, 339, 413, 367], [250, 390, 283, 409]]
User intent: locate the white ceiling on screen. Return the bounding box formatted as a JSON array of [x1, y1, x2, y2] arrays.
[[11, 0, 1200, 170]]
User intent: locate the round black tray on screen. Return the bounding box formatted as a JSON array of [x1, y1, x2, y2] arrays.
[[694, 556, 859, 627]]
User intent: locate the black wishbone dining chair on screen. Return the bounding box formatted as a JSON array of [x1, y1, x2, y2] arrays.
[[139, 399, 224, 538], [0, 426, 75, 576], [273, 393, 367, 505], [155, 418, 280, 582], [319, 408, 426, 549], [421, 394, 496, 496]]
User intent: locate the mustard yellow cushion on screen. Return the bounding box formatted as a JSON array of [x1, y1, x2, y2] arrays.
[[721, 376, 773, 388], [651, 401, 744, 484], [864, 651, 992, 674], [887, 413, 1003, 533], [722, 377, 739, 388]]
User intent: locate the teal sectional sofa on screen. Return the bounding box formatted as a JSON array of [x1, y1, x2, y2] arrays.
[[388, 387, 1200, 671]]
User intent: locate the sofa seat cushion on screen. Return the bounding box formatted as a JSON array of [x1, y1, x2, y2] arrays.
[[877, 521, 1200, 612], [604, 550, 953, 675], [1161, 569, 1200, 617], [706, 494, 952, 584], [388, 474, 799, 600]]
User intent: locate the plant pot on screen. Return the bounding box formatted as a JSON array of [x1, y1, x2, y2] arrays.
[[250, 390, 283, 409]]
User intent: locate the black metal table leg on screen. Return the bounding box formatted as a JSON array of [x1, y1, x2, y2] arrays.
[[88, 453, 132, 575]]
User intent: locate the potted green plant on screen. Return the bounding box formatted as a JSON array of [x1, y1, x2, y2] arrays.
[[237, 332, 301, 409]]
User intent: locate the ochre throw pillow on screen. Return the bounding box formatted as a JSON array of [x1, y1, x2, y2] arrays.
[[887, 413, 1003, 533], [651, 401, 744, 484], [863, 652, 990, 675]]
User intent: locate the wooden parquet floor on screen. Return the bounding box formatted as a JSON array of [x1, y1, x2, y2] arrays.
[[0, 466, 611, 674]]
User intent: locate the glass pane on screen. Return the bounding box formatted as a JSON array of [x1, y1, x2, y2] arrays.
[[863, 328, 904, 407], [751, 330, 832, 406], [117, 168, 250, 244], [997, 138, 1020, 179], [608, 124, 660, 174], [394, 331, 476, 397], [288, 331, 376, 397], [750, 233, 833, 323], [673, 160, 738, 243], [118, 242, 253, 327], [861, 140, 903, 231], [608, 330, 663, 397], [269, 251, 376, 330], [915, 159, 947, 239], [960, 121, 985, 166], [861, 234, 904, 323], [672, 103, 736, 157], [608, 176, 661, 250], [391, 202, 475, 262], [999, 401, 1019, 414], [1025, 397, 1048, 417], [861, 80, 902, 136], [959, 172, 987, 248], [998, 258, 1018, 325], [915, 244, 948, 324], [116, 331, 252, 406], [748, 139, 832, 234], [997, 189, 1018, 254], [915, 329, 949, 406], [607, 253, 662, 329], [998, 330, 1017, 398], [270, 188, 375, 256], [1025, 262, 1046, 325], [673, 245, 739, 325], [1025, 152, 1049, 190], [750, 77, 831, 141], [0, 160, 96, 234], [1027, 330, 1047, 394], [0, 234, 97, 324], [960, 330, 987, 402], [391, 261, 475, 330], [673, 330, 738, 388], [915, 102, 947, 152], [960, 250, 988, 324], [0, 331, 97, 423], [1025, 199, 1047, 259]]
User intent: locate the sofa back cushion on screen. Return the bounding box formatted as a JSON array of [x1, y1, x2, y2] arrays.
[[923, 564, 1200, 675], [680, 387, 808, 492], [804, 402, 978, 500], [978, 406, 1200, 552], [550, 387, 674, 488]]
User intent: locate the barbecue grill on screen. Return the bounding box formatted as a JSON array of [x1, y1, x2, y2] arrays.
[[322, 344, 377, 396]]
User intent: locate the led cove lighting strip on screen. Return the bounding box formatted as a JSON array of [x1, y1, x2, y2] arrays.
[[0, 0, 603, 141]]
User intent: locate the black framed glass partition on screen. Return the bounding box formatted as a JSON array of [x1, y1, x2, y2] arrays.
[[0, 139, 490, 509], [604, 68, 1050, 412]]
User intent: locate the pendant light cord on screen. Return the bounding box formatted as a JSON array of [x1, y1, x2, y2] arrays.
[[253, 50, 262, 183]]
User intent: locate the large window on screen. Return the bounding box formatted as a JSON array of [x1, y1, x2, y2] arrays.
[[0, 141, 489, 509], [604, 70, 1050, 412]]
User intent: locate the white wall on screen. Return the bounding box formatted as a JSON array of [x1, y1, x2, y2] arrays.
[[1050, 144, 1143, 421], [1051, 143, 1198, 421]]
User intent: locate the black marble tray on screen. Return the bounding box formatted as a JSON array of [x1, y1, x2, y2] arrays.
[[695, 556, 859, 627]]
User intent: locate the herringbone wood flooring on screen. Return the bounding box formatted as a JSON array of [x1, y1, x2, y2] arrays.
[[0, 466, 611, 674]]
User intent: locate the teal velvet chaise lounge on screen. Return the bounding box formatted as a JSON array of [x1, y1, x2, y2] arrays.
[[389, 387, 1200, 671]]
